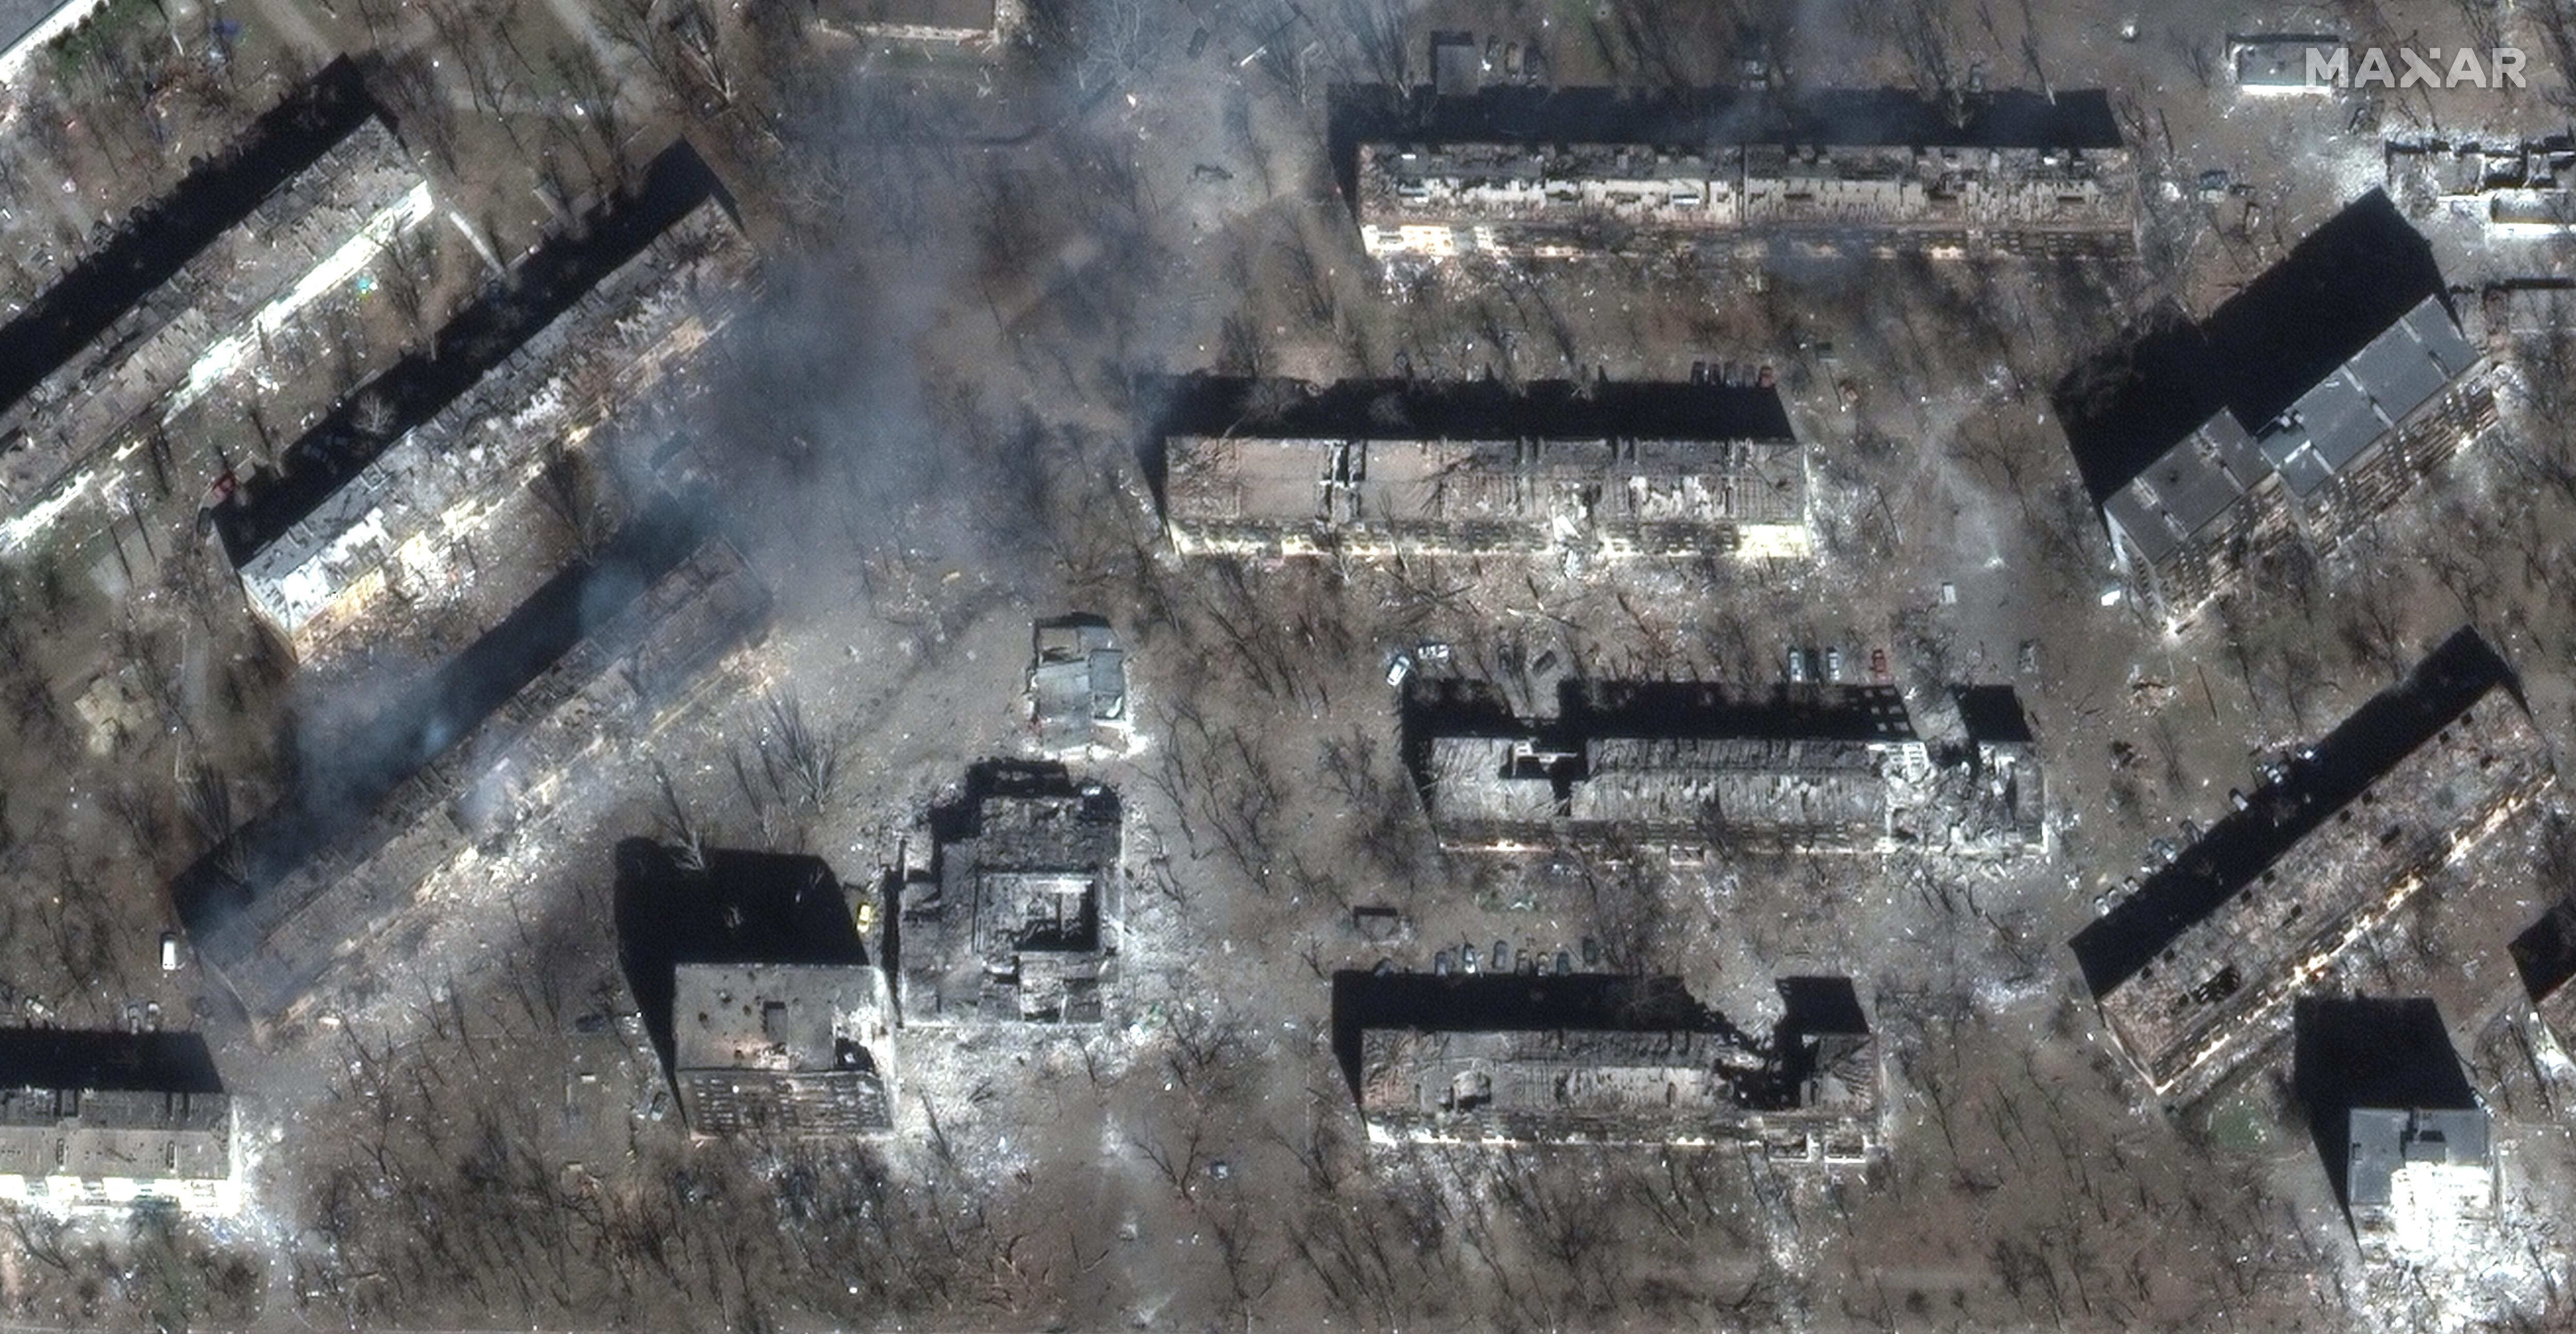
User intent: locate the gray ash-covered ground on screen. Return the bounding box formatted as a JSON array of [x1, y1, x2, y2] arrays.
[[0, 0, 2574, 1329]]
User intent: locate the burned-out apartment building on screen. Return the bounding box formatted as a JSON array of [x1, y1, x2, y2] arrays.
[[1155, 376, 1806, 560], [181, 523, 771, 1022], [614, 845, 895, 1137], [2387, 132, 2576, 238], [812, 0, 995, 43], [1337, 972, 1877, 1157], [2059, 191, 2496, 624], [0, 1029, 238, 1214], [1406, 678, 2042, 857], [230, 183, 758, 664], [2069, 629, 2553, 1105], [0, 60, 430, 558], [172, 147, 775, 1024], [1343, 87, 2132, 263], [899, 762, 1122, 1025]]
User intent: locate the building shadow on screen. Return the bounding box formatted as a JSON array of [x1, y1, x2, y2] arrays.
[[2511, 894, 2576, 1006], [0, 1029, 223, 1094], [2052, 188, 2446, 503]]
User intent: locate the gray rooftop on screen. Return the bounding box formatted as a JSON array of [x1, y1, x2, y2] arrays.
[[673, 962, 888, 1076], [2107, 294, 2478, 553], [1029, 620, 1125, 756], [2257, 296, 2480, 495], [0, 0, 71, 61], [2102, 411, 2265, 565], [2347, 1106, 2488, 1208], [0, 1087, 232, 1184]]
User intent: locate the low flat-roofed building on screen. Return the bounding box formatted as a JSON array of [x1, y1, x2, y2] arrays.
[[2387, 134, 2576, 237], [673, 962, 894, 1136], [0, 1030, 237, 1214], [2347, 1107, 2491, 1233], [2067, 194, 2496, 624], [1028, 615, 1126, 756], [904, 763, 1121, 1024], [1340, 972, 1876, 1156], [1347, 86, 2132, 262], [1156, 376, 1804, 559], [1407, 679, 1943, 854], [2071, 629, 2552, 1103], [2294, 997, 2493, 1256], [615, 847, 890, 1137], [0, 63, 430, 555], [2233, 35, 2341, 94], [231, 165, 758, 664]]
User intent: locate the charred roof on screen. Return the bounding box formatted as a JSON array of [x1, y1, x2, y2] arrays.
[[2070, 626, 2522, 1000], [0, 59, 378, 420], [215, 140, 735, 567]]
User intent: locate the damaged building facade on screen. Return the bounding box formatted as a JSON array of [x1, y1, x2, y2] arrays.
[[901, 763, 1122, 1025], [614, 847, 894, 1137], [1348, 88, 2133, 262], [0, 1031, 238, 1214], [232, 188, 759, 663], [0, 61, 429, 556], [1157, 377, 1806, 560], [2069, 629, 2553, 1104], [177, 147, 774, 1024], [2387, 133, 2576, 237], [185, 527, 772, 1022], [1341, 973, 1877, 1157], [673, 965, 895, 1136], [2064, 193, 2496, 624], [1406, 679, 2041, 856]]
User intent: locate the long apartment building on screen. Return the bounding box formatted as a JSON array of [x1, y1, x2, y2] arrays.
[[230, 178, 758, 664], [174, 149, 772, 1025], [0, 61, 430, 555], [1406, 679, 2043, 857], [1345, 87, 2132, 262], [1340, 972, 1877, 1157], [183, 519, 771, 1022], [2068, 628, 2553, 1104], [0, 1031, 238, 1215], [2061, 191, 2497, 623], [1157, 377, 1807, 559]]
